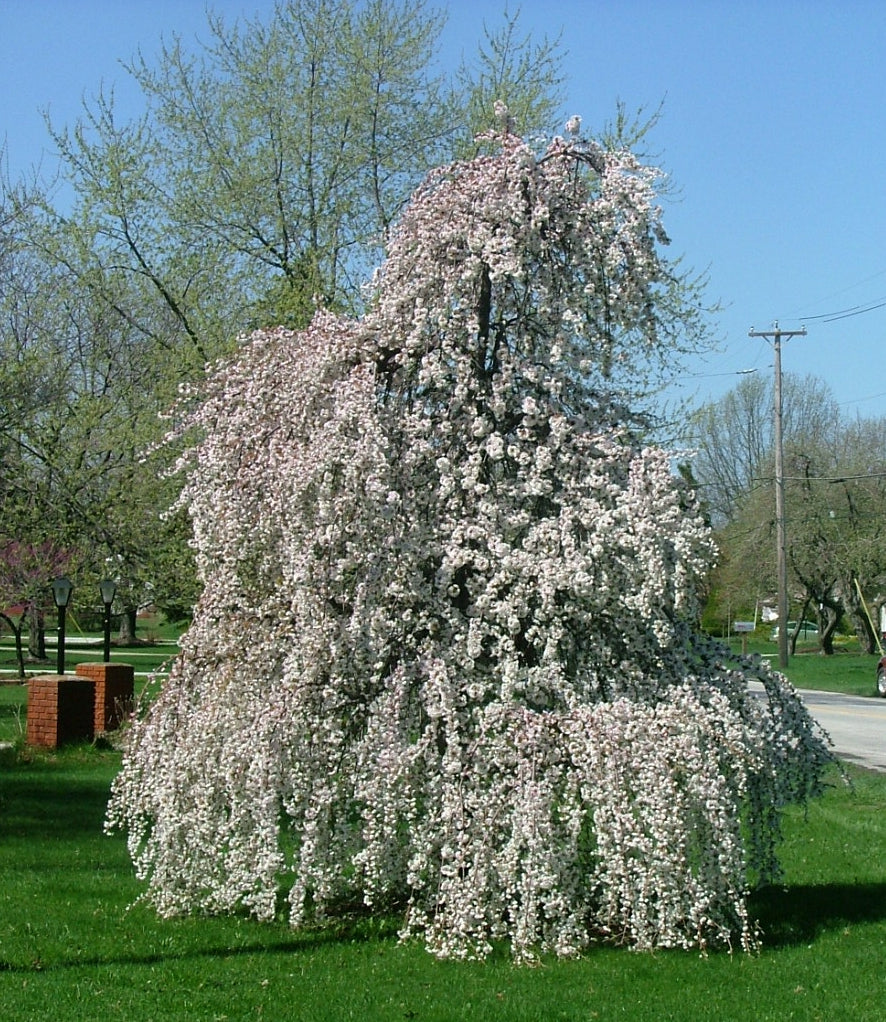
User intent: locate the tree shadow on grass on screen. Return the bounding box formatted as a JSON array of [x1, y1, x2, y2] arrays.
[[0, 913, 404, 974], [750, 882, 886, 947], [5, 882, 882, 974], [0, 775, 111, 839]]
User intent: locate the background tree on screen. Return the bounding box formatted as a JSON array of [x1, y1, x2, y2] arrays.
[[1, 1, 568, 625], [690, 371, 840, 525], [455, 7, 565, 152], [691, 373, 886, 651], [781, 418, 886, 653], [0, 541, 73, 677], [1, 0, 568, 625], [0, 198, 197, 640], [108, 123, 830, 961]]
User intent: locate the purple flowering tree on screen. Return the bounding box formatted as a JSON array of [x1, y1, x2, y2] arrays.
[[108, 121, 833, 960], [0, 540, 73, 678]]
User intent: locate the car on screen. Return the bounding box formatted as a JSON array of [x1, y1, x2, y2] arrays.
[[877, 655, 886, 698], [770, 620, 819, 641]]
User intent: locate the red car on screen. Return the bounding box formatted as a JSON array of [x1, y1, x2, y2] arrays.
[[878, 656, 886, 697]]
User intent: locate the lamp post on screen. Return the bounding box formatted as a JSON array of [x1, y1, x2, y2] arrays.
[[51, 577, 74, 675], [99, 579, 116, 663]]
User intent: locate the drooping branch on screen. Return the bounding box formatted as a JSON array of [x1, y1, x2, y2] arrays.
[[108, 124, 833, 964]]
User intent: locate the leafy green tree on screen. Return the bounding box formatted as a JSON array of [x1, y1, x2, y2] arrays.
[[692, 373, 886, 652], [43, 0, 446, 357], [0, 541, 72, 677], [0, 2, 572, 626], [455, 6, 565, 151], [781, 418, 886, 653], [0, 198, 199, 637]]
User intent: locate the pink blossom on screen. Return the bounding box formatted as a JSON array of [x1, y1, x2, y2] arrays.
[[107, 122, 833, 961]]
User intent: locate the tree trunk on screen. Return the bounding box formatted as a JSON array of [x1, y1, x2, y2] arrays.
[[847, 598, 877, 654], [118, 607, 138, 645], [817, 599, 841, 655], [27, 606, 46, 660], [789, 598, 811, 656], [1, 612, 26, 679], [835, 576, 877, 654]]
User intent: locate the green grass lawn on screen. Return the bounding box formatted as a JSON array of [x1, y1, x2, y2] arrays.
[[1, 635, 884, 1019], [775, 649, 881, 697], [0, 685, 26, 745], [726, 635, 883, 697], [0, 643, 178, 679], [0, 745, 884, 1021], [0, 615, 179, 697]]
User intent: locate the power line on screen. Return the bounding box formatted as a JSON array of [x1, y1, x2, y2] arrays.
[[799, 296, 886, 323], [673, 366, 759, 382], [787, 265, 886, 321], [838, 390, 886, 407], [753, 471, 886, 483]]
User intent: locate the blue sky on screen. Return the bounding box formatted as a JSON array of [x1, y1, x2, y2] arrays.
[[3, 0, 886, 417]]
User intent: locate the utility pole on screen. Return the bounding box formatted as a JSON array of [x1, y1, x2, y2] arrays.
[[748, 322, 806, 669]]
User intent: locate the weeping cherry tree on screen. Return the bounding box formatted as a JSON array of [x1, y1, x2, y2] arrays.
[[108, 117, 833, 961]]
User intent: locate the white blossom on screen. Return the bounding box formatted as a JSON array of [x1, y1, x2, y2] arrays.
[[107, 121, 833, 963]]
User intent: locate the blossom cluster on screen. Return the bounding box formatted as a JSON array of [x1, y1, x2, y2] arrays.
[[107, 122, 833, 960]]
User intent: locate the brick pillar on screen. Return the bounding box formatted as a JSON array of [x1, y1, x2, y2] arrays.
[[26, 675, 95, 748], [75, 662, 135, 734]]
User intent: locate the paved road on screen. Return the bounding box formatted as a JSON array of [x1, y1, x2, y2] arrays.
[[749, 681, 886, 772], [796, 687, 886, 773]]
